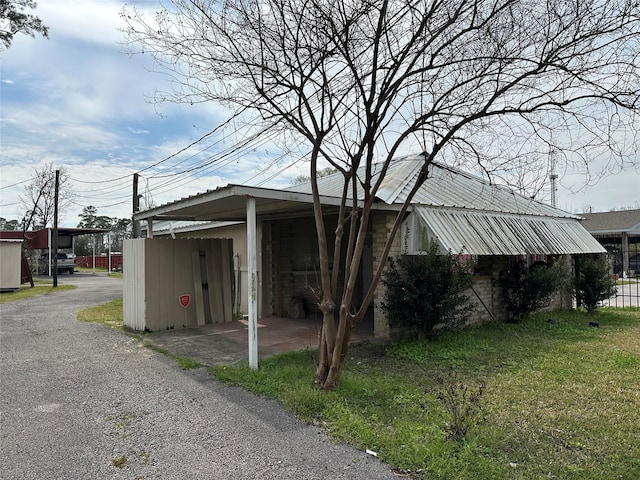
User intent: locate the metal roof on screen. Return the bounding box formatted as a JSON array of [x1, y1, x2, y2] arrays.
[[135, 153, 602, 256], [414, 206, 606, 255], [288, 154, 601, 255], [579, 209, 640, 235], [134, 184, 346, 223], [288, 154, 579, 219]]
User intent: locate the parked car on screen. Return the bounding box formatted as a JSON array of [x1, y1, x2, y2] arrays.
[[36, 252, 75, 275]]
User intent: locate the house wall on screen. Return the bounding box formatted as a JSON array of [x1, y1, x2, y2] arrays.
[[379, 247, 574, 338], [263, 217, 326, 318], [147, 213, 576, 337], [465, 254, 572, 324], [263, 214, 374, 324]]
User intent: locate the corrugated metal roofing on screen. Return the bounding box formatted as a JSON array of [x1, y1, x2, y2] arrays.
[[414, 206, 606, 255], [138, 152, 602, 256], [285, 154, 604, 255], [288, 154, 579, 219]]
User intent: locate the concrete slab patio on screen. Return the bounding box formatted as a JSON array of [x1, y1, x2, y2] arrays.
[[140, 316, 375, 367]]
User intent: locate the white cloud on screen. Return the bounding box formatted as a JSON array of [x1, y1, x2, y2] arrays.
[[37, 0, 130, 47], [2, 0, 637, 227], [128, 127, 150, 134]]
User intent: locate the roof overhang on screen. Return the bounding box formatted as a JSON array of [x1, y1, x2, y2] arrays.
[[414, 206, 606, 255], [1, 228, 111, 250], [588, 227, 640, 236], [133, 184, 397, 223]]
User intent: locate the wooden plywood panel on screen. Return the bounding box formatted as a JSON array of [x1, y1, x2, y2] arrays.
[[123, 239, 146, 331], [204, 239, 225, 323], [147, 239, 207, 330], [219, 239, 233, 321], [173, 239, 198, 329], [145, 239, 173, 330], [191, 249, 206, 326], [125, 237, 236, 331]]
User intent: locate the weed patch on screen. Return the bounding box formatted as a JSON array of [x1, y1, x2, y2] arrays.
[[77, 298, 123, 329], [111, 455, 128, 468], [145, 344, 201, 370]]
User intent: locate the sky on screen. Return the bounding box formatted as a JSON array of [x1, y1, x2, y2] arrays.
[[1, 0, 639, 228]]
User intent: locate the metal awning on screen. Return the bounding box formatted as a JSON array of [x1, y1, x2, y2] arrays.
[[413, 206, 606, 255], [132, 184, 349, 223]]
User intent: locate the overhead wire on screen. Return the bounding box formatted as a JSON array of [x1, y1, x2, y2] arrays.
[[67, 67, 363, 211], [68, 107, 252, 185], [0, 178, 32, 189]]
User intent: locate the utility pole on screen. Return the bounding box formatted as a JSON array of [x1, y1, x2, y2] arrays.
[[52, 169, 60, 287], [133, 173, 140, 238]]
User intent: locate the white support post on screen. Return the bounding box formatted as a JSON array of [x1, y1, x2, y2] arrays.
[[147, 219, 154, 238], [247, 197, 258, 369]]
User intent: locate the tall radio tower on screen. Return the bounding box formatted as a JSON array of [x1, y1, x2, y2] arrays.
[[549, 150, 558, 208]]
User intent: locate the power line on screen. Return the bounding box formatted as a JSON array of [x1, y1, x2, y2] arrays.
[[0, 178, 31, 189]]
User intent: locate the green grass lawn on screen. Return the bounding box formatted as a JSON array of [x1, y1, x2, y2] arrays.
[[76, 297, 124, 329], [0, 283, 76, 303], [213, 308, 640, 480], [75, 266, 122, 279], [75, 266, 108, 272]]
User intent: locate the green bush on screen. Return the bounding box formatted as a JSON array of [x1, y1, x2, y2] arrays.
[[498, 259, 565, 322], [574, 255, 616, 314], [381, 244, 474, 337]]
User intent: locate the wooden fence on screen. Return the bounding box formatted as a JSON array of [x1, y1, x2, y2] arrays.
[[75, 254, 123, 271]]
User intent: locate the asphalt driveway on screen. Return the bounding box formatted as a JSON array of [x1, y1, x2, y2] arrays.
[[0, 273, 397, 479]]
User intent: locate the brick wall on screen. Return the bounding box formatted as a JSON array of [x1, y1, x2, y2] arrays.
[[372, 211, 403, 340], [375, 246, 575, 335], [265, 220, 295, 317]]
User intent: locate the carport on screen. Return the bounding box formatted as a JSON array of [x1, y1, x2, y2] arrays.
[[0, 227, 110, 280], [132, 185, 347, 369]]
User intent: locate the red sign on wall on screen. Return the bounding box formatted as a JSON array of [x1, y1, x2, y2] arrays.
[[179, 294, 191, 308]]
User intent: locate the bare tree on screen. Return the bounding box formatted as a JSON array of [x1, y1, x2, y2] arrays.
[[20, 163, 74, 230], [0, 0, 49, 49], [123, 0, 640, 390]]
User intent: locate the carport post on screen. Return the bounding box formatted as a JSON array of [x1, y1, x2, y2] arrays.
[[247, 197, 258, 369]]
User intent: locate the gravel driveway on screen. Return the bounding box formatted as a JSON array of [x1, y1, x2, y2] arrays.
[[0, 274, 397, 479]]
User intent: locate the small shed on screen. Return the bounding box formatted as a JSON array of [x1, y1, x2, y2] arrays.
[[123, 237, 234, 331], [0, 239, 23, 292]]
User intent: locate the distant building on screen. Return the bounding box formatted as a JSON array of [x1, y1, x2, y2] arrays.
[[580, 209, 640, 276]]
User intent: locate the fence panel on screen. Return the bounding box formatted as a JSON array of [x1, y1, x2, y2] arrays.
[[604, 249, 639, 309]]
